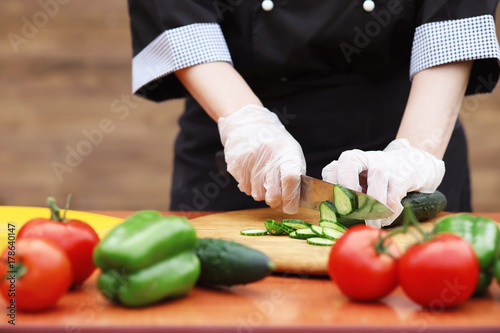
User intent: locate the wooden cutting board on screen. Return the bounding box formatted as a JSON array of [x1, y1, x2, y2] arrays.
[[190, 207, 447, 276]]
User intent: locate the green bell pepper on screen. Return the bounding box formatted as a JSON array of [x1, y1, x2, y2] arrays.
[[93, 210, 200, 307], [433, 213, 500, 295]]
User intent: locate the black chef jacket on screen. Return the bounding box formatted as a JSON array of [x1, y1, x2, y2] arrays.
[[127, 0, 500, 212]]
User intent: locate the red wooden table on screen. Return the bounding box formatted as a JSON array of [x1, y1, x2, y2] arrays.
[[2, 211, 500, 333]]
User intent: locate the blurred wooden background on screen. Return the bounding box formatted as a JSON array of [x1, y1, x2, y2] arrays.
[[1, 1, 499, 211]]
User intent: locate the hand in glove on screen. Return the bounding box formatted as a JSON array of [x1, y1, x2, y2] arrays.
[[218, 105, 306, 214], [322, 139, 445, 228]]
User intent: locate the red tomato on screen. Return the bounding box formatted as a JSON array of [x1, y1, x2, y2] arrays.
[[398, 233, 479, 309], [328, 225, 400, 301], [0, 238, 72, 311], [17, 217, 99, 286]]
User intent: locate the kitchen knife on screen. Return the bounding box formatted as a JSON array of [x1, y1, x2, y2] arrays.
[[299, 175, 393, 220]]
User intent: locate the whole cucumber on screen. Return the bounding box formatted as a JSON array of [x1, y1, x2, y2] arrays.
[[391, 191, 447, 226], [337, 191, 447, 228], [194, 238, 275, 286]]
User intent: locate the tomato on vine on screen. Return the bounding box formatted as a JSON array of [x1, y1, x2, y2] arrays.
[[16, 196, 99, 286], [329, 203, 479, 309]]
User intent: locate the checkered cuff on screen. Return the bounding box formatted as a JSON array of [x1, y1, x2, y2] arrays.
[[132, 23, 233, 93], [410, 15, 500, 80]]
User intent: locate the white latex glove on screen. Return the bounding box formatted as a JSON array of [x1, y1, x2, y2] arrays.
[[321, 139, 445, 228], [218, 105, 306, 214]]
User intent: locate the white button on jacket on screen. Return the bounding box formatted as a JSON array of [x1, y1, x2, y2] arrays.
[[261, 0, 274, 11], [363, 0, 375, 12]]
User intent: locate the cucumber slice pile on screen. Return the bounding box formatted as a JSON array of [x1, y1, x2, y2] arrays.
[[240, 216, 347, 246], [239, 189, 447, 246], [238, 184, 372, 245]]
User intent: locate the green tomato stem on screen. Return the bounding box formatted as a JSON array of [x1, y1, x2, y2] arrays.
[[47, 196, 63, 222], [402, 201, 431, 242], [374, 202, 431, 255], [374, 228, 400, 258]]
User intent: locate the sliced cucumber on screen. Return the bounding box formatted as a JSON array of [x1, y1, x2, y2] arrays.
[[307, 237, 335, 246], [333, 185, 358, 215], [282, 219, 312, 230], [278, 222, 294, 234], [264, 219, 285, 235], [319, 200, 337, 222], [240, 228, 268, 236], [318, 200, 364, 229], [288, 230, 301, 239], [295, 228, 317, 239], [322, 228, 344, 240], [310, 225, 325, 236], [319, 220, 348, 232]]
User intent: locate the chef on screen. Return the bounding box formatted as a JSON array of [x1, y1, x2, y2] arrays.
[[127, 0, 500, 227]]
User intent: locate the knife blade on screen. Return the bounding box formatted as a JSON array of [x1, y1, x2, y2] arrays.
[[299, 175, 393, 220]]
